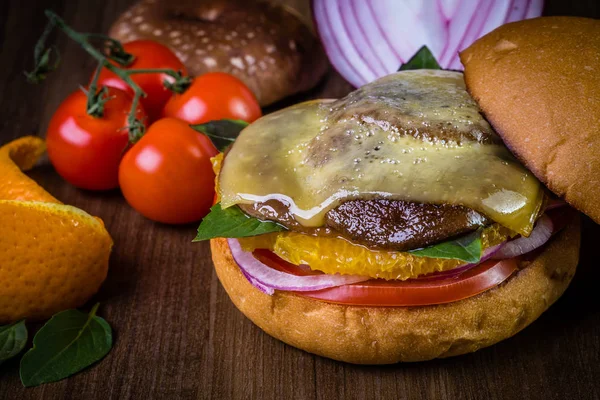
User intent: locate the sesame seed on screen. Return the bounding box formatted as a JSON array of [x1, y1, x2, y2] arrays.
[[204, 57, 217, 67], [139, 23, 150, 32], [169, 31, 181, 38], [265, 44, 275, 54], [195, 30, 205, 36], [173, 38, 182, 45], [153, 29, 163, 36], [132, 15, 143, 23], [204, 9, 219, 21], [202, 37, 209, 44], [246, 32, 255, 39], [230, 57, 244, 69], [289, 40, 296, 50], [195, 49, 205, 55], [244, 55, 255, 65]]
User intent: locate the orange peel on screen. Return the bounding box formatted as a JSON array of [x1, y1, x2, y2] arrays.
[[0, 136, 113, 323]]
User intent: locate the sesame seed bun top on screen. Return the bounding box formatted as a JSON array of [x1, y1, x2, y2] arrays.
[[110, 0, 328, 106]]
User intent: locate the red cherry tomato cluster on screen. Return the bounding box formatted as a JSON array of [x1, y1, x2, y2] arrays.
[[45, 40, 261, 224]]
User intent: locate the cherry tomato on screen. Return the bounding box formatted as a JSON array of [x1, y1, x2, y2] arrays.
[[95, 40, 187, 122], [253, 249, 518, 306], [46, 87, 147, 191], [162, 72, 262, 124], [119, 118, 218, 224]]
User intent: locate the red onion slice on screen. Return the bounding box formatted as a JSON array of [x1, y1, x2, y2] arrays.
[[546, 198, 568, 210], [492, 214, 553, 259], [228, 239, 369, 295]]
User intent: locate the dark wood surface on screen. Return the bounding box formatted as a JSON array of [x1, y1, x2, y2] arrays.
[[0, 1, 598, 399]]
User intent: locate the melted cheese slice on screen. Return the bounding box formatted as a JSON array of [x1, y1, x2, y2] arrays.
[[219, 71, 543, 235]]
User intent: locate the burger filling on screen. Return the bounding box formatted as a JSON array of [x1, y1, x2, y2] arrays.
[[199, 70, 561, 304]]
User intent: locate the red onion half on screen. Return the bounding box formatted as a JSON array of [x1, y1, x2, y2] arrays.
[[228, 238, 369, 295], [313, 0, 543, 87]]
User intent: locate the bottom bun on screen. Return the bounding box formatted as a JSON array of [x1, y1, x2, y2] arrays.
[[211, 218, 581, 364]]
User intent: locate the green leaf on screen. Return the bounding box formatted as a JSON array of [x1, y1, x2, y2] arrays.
[[194, 203, 285, 241], [19, 304, 112, 387], [190, 119, 249, 151], [0, 320, 27, 364], [409, 229, 482, 263], [398, 46, 442, 71]]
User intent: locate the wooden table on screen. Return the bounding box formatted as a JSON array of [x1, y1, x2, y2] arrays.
[[0, 1, 598, 399]]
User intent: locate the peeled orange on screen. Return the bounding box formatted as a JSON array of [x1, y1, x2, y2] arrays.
[[239, 224, 511, 280], [0, 137, 113, 323]]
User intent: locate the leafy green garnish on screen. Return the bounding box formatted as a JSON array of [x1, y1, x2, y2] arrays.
[[0, 320, 27, 365], [409, 229, 482, 263], [398, 46, 442, 71], [191, 119, 249, 151], [19, 304, 112, 387], [194, 203, 285, 241]]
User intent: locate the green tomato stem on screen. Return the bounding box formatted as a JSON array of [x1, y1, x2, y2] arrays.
[[84, 33, 136, 66], [85, 63, 109, 118], [126, 69, 192, 94], [44, 10, 147, 142]]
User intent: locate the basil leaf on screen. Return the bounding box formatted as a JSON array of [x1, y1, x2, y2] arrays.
[[409, 230, 482, 263], [194, 203, 285, 241], [191, 119, 249, 151], [19, 304, 112, 387], [0, 320, 27, 364], [398, 46, 442, 71]]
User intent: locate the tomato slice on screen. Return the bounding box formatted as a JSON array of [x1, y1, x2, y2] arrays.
[[300, 259, 518, 306], [253, 249, 518, 306], [254, 249, 322, 276]]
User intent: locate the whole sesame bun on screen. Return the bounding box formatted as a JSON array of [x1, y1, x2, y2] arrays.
[[210, 217, 580, 364], [460, 17, 600, 223], [109, 0, 328, 106]]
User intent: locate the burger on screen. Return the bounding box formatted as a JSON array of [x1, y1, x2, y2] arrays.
[[196, 17, 599, 363]]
